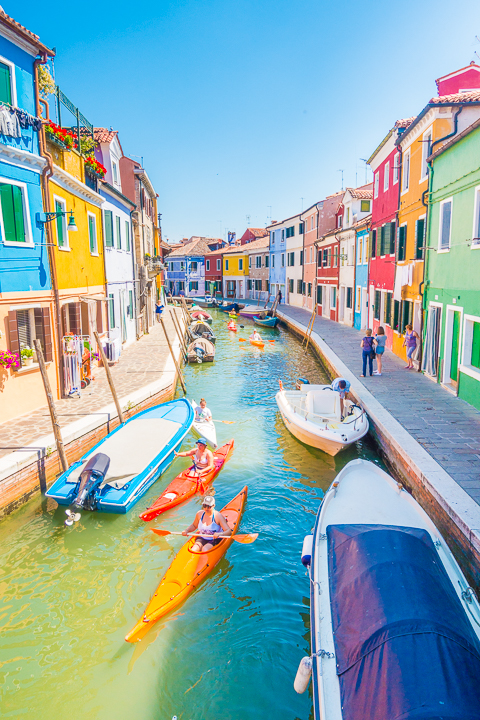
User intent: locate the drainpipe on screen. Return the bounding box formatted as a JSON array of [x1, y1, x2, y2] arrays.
[[34, 54, 65, 397]]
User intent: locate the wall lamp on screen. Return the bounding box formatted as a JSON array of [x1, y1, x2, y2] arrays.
[[37, 210, 78, 231]]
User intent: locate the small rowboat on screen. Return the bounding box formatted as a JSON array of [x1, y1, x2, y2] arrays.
[[139, 440, 234, 521], [190, 398, 217, 447], [301, 459, 480, 718], [249, 338, 264, 348], [191, 310, 213, 323], [253, 315, 278, 328], [126, 485, 248, 641]]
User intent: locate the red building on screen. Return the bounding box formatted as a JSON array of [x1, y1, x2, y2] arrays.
[[316, 200, 344, 321], [204, 249, 224, 295], [238, 227, 268, 245], [367, 119, 414, 347]]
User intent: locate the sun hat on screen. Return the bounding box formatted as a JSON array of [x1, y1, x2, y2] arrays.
[[196, 438, 208, 446], [202, 495, 215, 507]]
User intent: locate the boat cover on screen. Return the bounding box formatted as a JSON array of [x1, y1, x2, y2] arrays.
[[327, 524, 480, 720]]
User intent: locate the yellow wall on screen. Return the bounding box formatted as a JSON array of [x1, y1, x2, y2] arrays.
[[223, 254, 248, 276]]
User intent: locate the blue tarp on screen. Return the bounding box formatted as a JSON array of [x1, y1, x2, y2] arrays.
[[327, 524, 480, 720]]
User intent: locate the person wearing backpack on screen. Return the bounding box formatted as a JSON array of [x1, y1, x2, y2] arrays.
[[360, 328, 376, 377]]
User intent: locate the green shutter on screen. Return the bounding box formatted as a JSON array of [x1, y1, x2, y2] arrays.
[[116, 216, 122, 249], [104, 210, 113, 247], [416, 218, 425, 260], [472, 322, 480, 369], [55, 199, 64, 247], [125, 221, 130, 251], [0, 183, 26, 243], [0, 62, 12, 105], [88, 215, 96, 253]]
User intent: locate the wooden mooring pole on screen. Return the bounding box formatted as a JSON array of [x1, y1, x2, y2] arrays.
[[93, 331, 125, 424], [160, 317, 187, 394], [34, 339, 69, 473]]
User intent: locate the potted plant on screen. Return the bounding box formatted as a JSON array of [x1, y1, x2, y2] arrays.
[[21, 347, 34, 366], [0, 349, 19, 370]]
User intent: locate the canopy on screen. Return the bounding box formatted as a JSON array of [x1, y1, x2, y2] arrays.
[[327, 524, 480, 720]]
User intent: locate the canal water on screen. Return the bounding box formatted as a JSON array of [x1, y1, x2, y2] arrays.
[[0, 308, 383, 719]]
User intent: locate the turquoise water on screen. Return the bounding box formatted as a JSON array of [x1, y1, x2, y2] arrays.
[[0, 309, 383, 719]]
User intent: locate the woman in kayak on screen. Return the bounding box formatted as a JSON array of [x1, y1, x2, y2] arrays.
[[182, 495, 232, 552], [174, 437, 215, 477]]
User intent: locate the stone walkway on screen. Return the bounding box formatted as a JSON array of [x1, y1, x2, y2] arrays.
[[0, 309, 185, 461], [280, 305, 480, 506]]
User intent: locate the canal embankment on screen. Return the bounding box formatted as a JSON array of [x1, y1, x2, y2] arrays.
[[277, 305, 480, 589], [0, 307, 187, 518]]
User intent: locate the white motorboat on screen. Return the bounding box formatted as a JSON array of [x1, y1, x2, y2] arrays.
[[297, 459, 480, 719], [275, 383, 368, 456], [190, 398, 217, 448]]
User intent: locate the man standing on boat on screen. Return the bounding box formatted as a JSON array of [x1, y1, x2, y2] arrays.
[[330, 378, 351, 417]]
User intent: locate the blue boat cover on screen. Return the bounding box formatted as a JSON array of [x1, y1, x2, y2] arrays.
[[327, 524, 480, 720]]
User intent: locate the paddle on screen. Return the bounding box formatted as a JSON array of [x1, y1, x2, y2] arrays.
[[151, 529, 258, 543]]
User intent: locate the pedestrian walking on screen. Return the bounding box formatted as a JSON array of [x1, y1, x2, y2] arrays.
[[403, 324, 419, 369], [360, 329, 375, 377], [373, 326, 386, 376]]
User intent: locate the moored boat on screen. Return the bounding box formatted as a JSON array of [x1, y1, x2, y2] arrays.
[[189, 320, 216, 344], [126, 485, 248, 641], [190, 397, 217, 447], [139, 439, 233, 521], [186, 338, 215, 363], [275, 382, 368, 456], [45, 399, 194, 514], [300, 459, 480, 719]]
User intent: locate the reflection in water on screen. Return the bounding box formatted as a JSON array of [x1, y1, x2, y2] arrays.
[[0, 309, 385, 719]]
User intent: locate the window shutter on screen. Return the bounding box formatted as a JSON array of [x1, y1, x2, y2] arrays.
[[7, 310, 19, 355], [0, 62, 12, 104], [41, 307, 53, 361], [104, 210, 113, 247]]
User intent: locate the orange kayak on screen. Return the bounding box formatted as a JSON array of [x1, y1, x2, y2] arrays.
[[125, 485, 248, 642], [139, 440, 234, 522], [250, 338, 264, 348]]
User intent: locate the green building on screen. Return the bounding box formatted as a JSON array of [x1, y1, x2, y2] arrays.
[[422, 117, 480, 410]]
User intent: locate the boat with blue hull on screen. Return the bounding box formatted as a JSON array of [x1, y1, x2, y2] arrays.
[[46, 399, 194, 514]]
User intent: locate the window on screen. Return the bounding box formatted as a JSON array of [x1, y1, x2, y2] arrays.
[[393, 300, 401, 332], [398, 225, 407, 261], [360, 200, 370, 212], [225, 259, 229, 270], [0, 180, 31, 244], [128, 290, 134, 319], [415, 218, 425, 259], [385, 291, 393, 325], [0, 58, 14, 105], [421, 130, 432, 180], [374, 172, 379, 198], [115, 215, 121, 249], [317, 285, 323, 304], [346, 287, 353, 309], [189, 281, 198, 291], [374, 290, 381, 321], [297, 279, 302, 294], [308, 283, 312, 297], [217, 258, 221, 271], [281, 254, 285, 267], [206, 259, 210, 271], [238, 258, 243, 270], [371, 229, 376, 258], [402, 149, 410, 192], [286, 226, 295, 238], [104, 209, 114, 248], [289, 278, 294, 293], [299, 250, 304, 266], [54, 197, 68, 249], [88, 213, 97, 254], [322, 249, 328, 267], [125, 221, 130, 251], [108, 293, 115, 328], [299, 223, 304, 234], [331, 287, 337, 309], [256, 256, 262, 268], [190, 261, 198, 271], [393, 152, 400, 184], [439, 199, 452, 251], [384, 161, 390, 192], [265, 255, 269, 268], [356, 286, 361, 312]]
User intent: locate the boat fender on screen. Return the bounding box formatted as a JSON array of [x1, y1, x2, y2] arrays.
[[301, 534, 313, 567], [294, 656, 312, 694]]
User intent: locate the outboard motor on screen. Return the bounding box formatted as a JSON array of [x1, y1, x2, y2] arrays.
[[71, 453, 110, 513]]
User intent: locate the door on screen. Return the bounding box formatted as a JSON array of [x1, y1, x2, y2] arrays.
[[450, 311, 461, 386]]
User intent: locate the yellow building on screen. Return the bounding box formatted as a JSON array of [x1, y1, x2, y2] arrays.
[[395, 88, 480, 363], [222, 245, 249, 299]]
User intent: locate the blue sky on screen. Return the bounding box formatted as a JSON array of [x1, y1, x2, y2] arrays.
[[14, 0, 480, 242]]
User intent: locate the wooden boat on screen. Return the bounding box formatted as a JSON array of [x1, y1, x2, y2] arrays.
[[189, 320, 216, 344], [138, 439, 233, 521], [301, 459, 480, 719], [190, 310, 213, 323], [190, 398, 217, 447], [126, 486, 248, 641], [275, 383, 368, 456], [186, 337, 215, 363], [45, 399, 194, 514], [253, 314, 278, 328]]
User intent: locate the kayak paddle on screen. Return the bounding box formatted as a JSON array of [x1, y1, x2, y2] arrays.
[[151, 529, 258, 543]]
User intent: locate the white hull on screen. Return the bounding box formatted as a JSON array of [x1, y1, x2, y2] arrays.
[[309, 459, 480, 719], [190, 399, 217, 448]]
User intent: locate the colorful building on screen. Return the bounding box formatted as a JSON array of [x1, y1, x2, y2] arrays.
[[222, 244, 248, 299], [0, 11, 56, 421], [368, 119, 413, 345], [245, 236, 270, 301], [422, 117, 480, 408], [396, 66, 480, 364], [353, 217, 371, 331], [95, 128, 136, 349]]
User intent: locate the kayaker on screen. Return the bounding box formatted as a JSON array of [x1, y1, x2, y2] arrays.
[[250, 330, 262, 343], [330, 378, 351, 417], [194, 398, 213, 423], [174, 438, 215, 477], [182, 495, 232, 552]]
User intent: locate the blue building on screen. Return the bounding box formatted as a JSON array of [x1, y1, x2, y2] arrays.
[[267, 219, 289, 302], [0, 12, 58, 423], [165, 237, 210, 297], [353, 217, 371, 330]]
